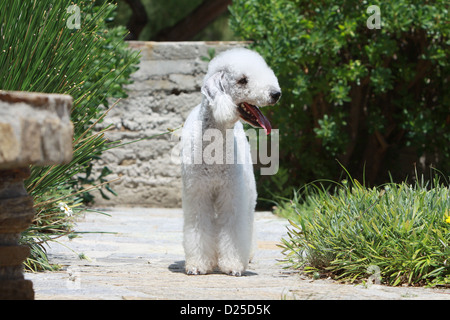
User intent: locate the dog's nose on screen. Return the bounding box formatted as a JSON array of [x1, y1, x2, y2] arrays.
[[270, 90, 281, 103]]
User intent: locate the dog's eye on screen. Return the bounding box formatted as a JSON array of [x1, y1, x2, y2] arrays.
[[237, 76, 248, 85]]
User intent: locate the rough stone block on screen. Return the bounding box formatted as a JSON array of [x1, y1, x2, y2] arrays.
[[0, 280, 34, 300], [0, 123, 20, 163], [0, 246, 30, 267], [0, 91, 74, 169]]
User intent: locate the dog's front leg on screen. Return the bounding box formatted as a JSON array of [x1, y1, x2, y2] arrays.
[[182, 189, 217, 275], [215, 185, 253, 276]]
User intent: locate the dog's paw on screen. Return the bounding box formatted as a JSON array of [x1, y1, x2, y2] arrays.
[[219, 259, 246, 276], [228, 270, 243, 277], [185, 267, 207, 275]]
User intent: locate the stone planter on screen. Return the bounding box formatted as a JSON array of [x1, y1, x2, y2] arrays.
[[0, 91, 73, 299]]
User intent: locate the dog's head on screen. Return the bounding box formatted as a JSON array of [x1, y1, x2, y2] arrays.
[[201, 48, 281, 135]]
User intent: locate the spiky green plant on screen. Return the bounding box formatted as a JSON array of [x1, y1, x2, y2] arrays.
[[0, 0, 140, 270]]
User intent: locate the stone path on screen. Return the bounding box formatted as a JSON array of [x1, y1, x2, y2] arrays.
[[25, 207, 449, 300]]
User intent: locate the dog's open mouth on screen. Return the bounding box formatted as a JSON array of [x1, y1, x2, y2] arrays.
[[237, 102, 272, 135]]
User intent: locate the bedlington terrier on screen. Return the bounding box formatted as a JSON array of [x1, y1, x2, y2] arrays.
[[180, 48, 281, 276]]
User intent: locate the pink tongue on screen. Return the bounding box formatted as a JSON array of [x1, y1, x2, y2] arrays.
[[249, 105, 272, 135]]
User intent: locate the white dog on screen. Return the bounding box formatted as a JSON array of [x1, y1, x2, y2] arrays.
[[180, 48, 281, 276]]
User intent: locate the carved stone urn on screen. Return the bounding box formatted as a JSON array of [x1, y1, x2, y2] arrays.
[[0, 91, 73, 299]]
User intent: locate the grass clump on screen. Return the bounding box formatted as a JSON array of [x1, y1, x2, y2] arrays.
[[278, 175, 450, 287]]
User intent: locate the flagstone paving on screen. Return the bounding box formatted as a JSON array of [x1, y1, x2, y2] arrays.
[[25, 207, 449, 300]]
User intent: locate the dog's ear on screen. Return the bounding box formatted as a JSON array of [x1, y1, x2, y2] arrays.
[[201, 71, 226, 104], [201, 71, 236, 123]]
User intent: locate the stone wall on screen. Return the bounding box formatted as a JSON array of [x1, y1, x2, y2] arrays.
[[93, 41, 248, 207]]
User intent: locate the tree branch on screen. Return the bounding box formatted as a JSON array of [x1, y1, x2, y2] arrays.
[[153, 0, 231, 41], [124, 0, 148, 40]]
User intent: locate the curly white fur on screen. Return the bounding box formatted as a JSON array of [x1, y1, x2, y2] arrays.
[[180, 48, 281, 276]]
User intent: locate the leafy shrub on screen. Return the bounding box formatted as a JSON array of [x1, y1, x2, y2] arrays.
[[0, 0, 139, 270], [277, 174, 450, 286], [229, 0, 450, 196]]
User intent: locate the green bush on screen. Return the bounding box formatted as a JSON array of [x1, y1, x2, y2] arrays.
[[277, 175, 450, 286], [0, 0, 139, 270], [230, 0, 450, 196]]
